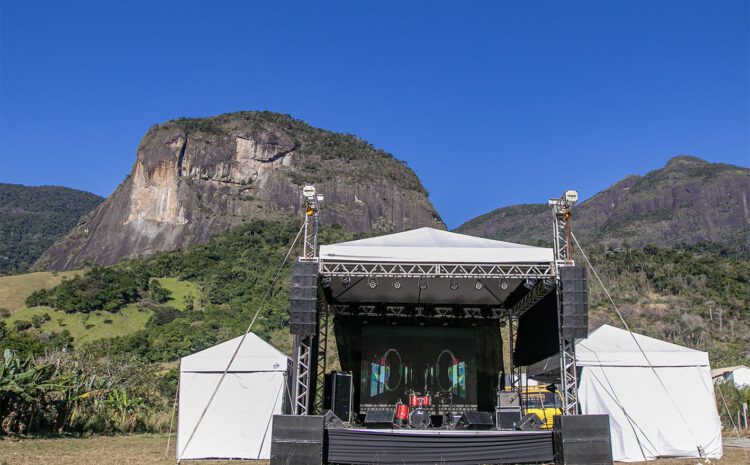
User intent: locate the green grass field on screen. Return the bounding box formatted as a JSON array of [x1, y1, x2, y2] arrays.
[[1, 272, 201, 344], [0, 270, 82, 314], [155, 277, 201, 311]]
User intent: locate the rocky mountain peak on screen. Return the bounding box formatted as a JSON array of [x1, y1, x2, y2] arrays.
[[37, 112, 443, 270]]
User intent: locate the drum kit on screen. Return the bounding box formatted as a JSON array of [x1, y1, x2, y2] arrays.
[[394, 391, 436, 429]]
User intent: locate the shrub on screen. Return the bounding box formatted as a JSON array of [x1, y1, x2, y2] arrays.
[[14, 320, 32, 331]]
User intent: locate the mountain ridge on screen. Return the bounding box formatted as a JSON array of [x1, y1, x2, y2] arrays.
[[456, 155, 750, 251], [36, 111, 444, 271], [0, 183, 103, 274]]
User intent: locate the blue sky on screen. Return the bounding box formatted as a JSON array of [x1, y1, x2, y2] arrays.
[[1, 1, 748, 228]]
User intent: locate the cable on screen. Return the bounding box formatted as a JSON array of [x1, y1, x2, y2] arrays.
[[164, 376, 180, 459], [571, 232, 707, 461], [176, 222, 305, 462], [716, 382, 749, 460]]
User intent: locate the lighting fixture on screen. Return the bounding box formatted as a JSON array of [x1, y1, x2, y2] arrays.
[[321, 276, 331, 288], [474, 279, 483, 291], [342, 276, 351, 287], [499, 280, 509, 290], [542, 278, 555, 290], [449, 279, 459, 291], [393, 279, 402, 290], [524, 278, 537, 290], [418, 279, 428, 290], [368, 278, 378, 289]]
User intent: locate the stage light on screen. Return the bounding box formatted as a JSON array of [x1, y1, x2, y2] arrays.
[[368, 278, 378, 289], [524, 278, 537, 290], [474, 279, 483, 291], [418, 279, 428, 290], [499, 280, 509, 290], [342, 276, 351, 287], [542, 278, 555, 290], [393, 279, 402, 290], [499, 320, 507, 328], [450, 279, 459, 290], [321, 276, 331, 288]]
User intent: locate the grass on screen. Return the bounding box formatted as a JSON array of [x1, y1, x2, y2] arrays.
[[5, 304, 153, 344], [0, 434, 266, 465], [0, 434, 746, 465], [0, 273, 202, 345], [154, 278, 200, 311], [0, 270, 82, 314]]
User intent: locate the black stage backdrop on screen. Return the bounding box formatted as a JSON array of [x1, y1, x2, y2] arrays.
[[334, 317, 502, 416]]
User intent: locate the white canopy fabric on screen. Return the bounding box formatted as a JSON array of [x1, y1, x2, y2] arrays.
[[573, 325, 722, 462], [177, 334, 289, 461], [319, 227, 553, 263]]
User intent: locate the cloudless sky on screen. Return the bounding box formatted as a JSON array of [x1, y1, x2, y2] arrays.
[[1, 1, 748, 228]]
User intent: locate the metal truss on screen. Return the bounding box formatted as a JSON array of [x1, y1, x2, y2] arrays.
[[330, 304, 508, 320], [508, 279, 555, 317], [507, 315, 521, 392], [314, 299, 329, 414], [292, 334, 314, 415], [318, 262, 554, 279], [551, 192, 579, 416]]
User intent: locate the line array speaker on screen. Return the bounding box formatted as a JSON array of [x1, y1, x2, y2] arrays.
[[289, 260, 318, 336], [560, 266, 589, 339]]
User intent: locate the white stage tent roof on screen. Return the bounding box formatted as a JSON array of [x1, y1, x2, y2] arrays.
[[177, 333, 289, 461], [319, 227, 553, 263], [529, 325, 722, 462]]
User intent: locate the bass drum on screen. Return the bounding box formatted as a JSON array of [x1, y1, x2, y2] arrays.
[[409, 408, 431, 429]]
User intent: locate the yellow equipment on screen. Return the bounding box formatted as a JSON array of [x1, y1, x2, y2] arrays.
[[521, 385, 562, 429]]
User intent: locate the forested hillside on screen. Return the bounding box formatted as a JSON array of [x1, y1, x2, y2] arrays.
[[0, 184, 102, 274]]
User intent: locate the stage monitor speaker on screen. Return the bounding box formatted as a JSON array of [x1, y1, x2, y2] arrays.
[[516, 413, 544, 431], [324, 372, 353, 423], [289, 260, 318, 336], [457, 411, 494, 430], [560, 266, 589, 339], [364, 409, 395, 427], [496, 407, 522, 430], [553, 414, 613, 465], [270, 414, 324, 465], [323, 410, 345, 428]]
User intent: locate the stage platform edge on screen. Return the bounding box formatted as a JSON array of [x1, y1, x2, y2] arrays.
[[325, 427, 554, 465]]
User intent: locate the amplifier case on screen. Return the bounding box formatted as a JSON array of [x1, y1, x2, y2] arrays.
[[553, 414, 613, 465], [270, 414, 324, 465]]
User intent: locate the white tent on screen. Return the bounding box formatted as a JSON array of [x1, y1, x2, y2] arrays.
[[531, 325, 722, 462], [319, 227, 553, 263], [177, 333, 289, 461], [712, 365, 750, 387]]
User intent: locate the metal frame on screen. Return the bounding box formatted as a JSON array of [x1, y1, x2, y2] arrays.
[[318, 262, 553, 279], [290, 185, 583, 418], [292, 187, 322, 415], [550, 192, 579, 416]]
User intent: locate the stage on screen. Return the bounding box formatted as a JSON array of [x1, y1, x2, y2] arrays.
[[325, 428, 554, 465]]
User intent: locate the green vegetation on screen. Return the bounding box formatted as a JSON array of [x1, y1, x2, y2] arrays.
[[0, 270, 82, 314], [0, 184, 102, 275], [5, 305, 153, 346], [585, 245, 750, 367], [0, 349, 172, 435]]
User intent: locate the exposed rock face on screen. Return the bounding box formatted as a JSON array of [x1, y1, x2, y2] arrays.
[[456, 156, 750, 249], [38, 112, 443, 270]]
